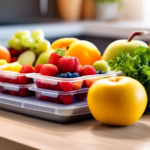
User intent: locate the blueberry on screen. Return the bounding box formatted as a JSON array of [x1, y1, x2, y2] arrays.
[[65, 72, 72, 78], [63, 73, 67, 78], [57, 74, 62, 78], [72, 72, 79, 78], [60, 73, 65, 78], [101, 71, 106, 74], [97, 71, 106, 74], [96, 71, 101, 74]]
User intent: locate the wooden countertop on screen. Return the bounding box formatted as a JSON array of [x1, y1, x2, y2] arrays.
[[1, 110, 150, 150]]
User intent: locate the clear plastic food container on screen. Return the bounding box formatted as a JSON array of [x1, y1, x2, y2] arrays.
[[27, 71, 122, 92], [0, 94, 92, 123], [0, 82, 35, 97], [29, 86, 89, 105], [0, 70, 33, 85]]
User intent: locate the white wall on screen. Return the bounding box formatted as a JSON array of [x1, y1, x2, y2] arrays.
[[121, 0, 150, 21]]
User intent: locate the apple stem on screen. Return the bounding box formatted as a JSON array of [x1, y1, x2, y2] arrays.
[[127, 30, 150, 42]]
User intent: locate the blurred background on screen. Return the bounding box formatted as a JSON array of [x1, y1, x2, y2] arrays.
[[0, 0, 150, 54]]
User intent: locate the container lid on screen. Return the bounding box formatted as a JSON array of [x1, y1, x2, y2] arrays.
[[0, 94, 90, 116], [27, 71, 123, 82], [29, 86, 89, 98], [0, 82, 35, 91]]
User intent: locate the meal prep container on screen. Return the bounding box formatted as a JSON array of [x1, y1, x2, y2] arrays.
[[27, 71, 122, 92], [0, 70, 33, 85], [0, 82, 35, 97], [29, 86, 89, 105], [0, 94, 93, 123]]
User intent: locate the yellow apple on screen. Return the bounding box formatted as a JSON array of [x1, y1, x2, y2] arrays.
[[103, 31, 149, 62], [87, 76, 147, 126]]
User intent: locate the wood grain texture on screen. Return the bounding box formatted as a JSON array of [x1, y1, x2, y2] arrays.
[[0, 110, 150, 150]]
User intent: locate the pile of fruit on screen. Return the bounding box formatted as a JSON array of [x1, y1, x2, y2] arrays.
[[1, 28, 150, 126], [34, 48, 106, 92], [8, 30, 50, 65], [0, 63, 34, 84]]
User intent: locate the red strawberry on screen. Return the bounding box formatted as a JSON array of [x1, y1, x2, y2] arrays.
[[35, 64, 44, 73], [20, 65, 34, 73], [50, 83, 61, 91], [82, 65, 97, 76], [58, 56, 75, 73], [18, 88, 28, 97], [73, 57, 79, 65], [59, 95, 73, 105], [1, 77, 9, 83], [9, 78, 19, 84], [59, 82, 73, 92], [48, 48, 66, 66], [40, 64, 59, 76], [75, 93, 87, 102], [10, 91, 17, 96], [74, 64, 83, 76], [51, 97, 62, 104], [35, 79, 45, 88], [17, 76, 30, 84]]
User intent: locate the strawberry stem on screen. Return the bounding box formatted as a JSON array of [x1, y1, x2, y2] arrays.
[[55, 48, 66, 56]]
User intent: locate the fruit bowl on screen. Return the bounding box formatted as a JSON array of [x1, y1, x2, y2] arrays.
[[0, 82, 35, 97], [0, 70, 33, 85], [27, 71, 122, 92], [29, 86, 89, 105]]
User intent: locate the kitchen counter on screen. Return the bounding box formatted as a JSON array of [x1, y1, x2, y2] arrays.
[[1, 110, 150, 150], [1, 21, 150, 42]]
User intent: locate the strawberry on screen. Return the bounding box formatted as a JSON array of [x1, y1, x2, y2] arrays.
[[59, 82, 73, 92], [1, 77, 9, 83], [58, 56, 75, 73], [82, 65, 97, 76], [75, 93, 87, 101], [51, 98, 62, 104], [40, 64, 59, 76], [59, 95, 73, 105], [20, 64, 34, 73], [48, 48, 66, 66], [50, 83, 61, 91], [35, 64, 44, 73], [82, 65, 97, 88], [9, 78, 19, 84], [74, 64, 83, 76], [73, 57, 79, 65], [17, 76, 30, 84], [18, 88, 28, 97], [10, 91, 17, 96]]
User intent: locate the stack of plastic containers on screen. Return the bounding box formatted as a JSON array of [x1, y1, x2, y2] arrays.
[[0, 69, 35, 97], [0, 67, 122, 123]]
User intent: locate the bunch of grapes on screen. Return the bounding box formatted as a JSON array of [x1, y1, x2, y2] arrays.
[[8, 30, 51, 55]]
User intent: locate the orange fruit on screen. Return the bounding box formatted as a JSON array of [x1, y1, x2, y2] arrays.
[[87, 76, 147, 126], [51, 38, 78, 51], [0, 45, 11, 63], [66, 40, 102, 66]]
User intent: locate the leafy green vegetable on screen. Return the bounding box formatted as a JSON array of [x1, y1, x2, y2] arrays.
[[108, 46, 150, 114]]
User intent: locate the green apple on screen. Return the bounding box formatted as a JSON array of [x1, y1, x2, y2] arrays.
[[17, 51, 36, 66], [103, 31, 149, 62], [93, 60, 107, 72], [35, 49, 54, 66]]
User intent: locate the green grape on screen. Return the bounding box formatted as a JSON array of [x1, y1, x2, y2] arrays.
[[15, 30, 30, 39], [31, 29, 44, 39], [30, 43, 41, 55], [35, 36, 44, 43], [12, 38, 23, 50], [8, 37, 15, 47], [21, 35, 35, 47], [38, 40, 50, 52]]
